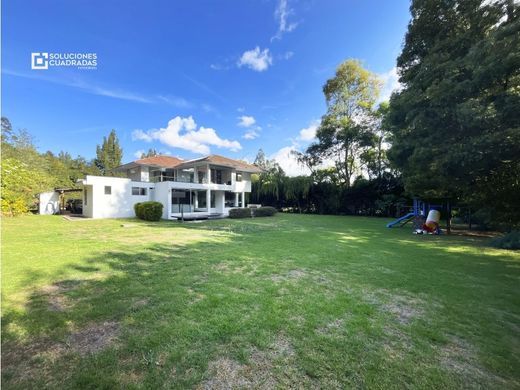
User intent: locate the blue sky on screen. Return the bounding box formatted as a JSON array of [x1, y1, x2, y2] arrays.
[[2, 0, 410, 175]]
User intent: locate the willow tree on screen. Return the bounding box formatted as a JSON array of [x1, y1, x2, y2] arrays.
[[300, 59, 382, 187]]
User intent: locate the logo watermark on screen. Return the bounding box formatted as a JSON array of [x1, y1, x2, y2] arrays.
[[31, 52, 97, 70]]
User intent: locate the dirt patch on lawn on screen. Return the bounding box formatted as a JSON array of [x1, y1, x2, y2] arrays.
[[382, 299, 422, 325], [363, 289, 426, 325], [212, 262, 258, 276], [270, 268, 307, 283], [48, 294, 68, 312], [40, 279, 89, 312], [67, 321, 120, 355], [382, 326, 413, 359], [439, 336, 506, 387], [199, 334, 312, 389], [316, 318, 346, 336]]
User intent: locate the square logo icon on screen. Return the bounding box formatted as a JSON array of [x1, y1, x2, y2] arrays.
[[31, 52, 49, 70]]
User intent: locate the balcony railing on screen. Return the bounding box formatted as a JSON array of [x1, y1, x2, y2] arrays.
[[150, 176, 197, 183], [150, 175, 231, 185]]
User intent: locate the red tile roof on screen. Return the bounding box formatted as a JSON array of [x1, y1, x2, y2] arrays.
[[134, 156, 184, 168]]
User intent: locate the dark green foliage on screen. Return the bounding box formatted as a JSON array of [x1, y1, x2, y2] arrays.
[[489, 231, 520, 250], [253, 206, 277, 217], [1, 117, 101, 215], [95, 130, 123, 175], [387, 0, 520, 228], [228, 208, 252, 218], [140, 148, 158, 159], [134, 202, 142, 217], [134, 201, 163, 221]]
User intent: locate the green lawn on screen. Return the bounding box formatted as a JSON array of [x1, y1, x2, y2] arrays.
[[2, 214, 519, 389]]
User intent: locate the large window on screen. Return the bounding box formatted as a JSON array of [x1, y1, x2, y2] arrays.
[[225, 192, 235, 207], [132, 187, 147, 196], [196, 191, 215, 208], [210, 169, 223, 184], [104, 186, 111, 195]]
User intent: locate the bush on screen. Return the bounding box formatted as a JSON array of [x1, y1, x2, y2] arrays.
[[489, 230, 520, 250], [134, 201, 163, 221], [228, 208, 252, 218], [253, 206, 277, 217]]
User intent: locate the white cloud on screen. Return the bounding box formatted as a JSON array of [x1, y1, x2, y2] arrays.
[[237, 115, 256, 128], [132, 129, 153, 142], [237, 107, 245, 113], [284, 51, 294, 60], [237, 47, 273, 72], [3, 69, 152, 103], [243, 126, 261, 140], [202, 103, 218, 114], [270, 146, 310, 177], [157, 95, 192, 108], [378, 67, 402, 103], [132, 116, 241, 155], [134, 150, 145, 159], [298, 121, 319, 141], [272, 0, 299, 41]]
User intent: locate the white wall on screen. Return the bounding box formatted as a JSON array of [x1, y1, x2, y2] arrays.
[[79, 169, 254, 220], [39, 191, 60, 215], [153, 181, 171, 219], [83, 185, 94, 217], [215, 191, 225, 213], [82, 176, 152, 219], [234, 172, 252, 192]]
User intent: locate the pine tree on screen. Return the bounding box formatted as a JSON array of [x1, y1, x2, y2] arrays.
[[95, 130, 123, 175]]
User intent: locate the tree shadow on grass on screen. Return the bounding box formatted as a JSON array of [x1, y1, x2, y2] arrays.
[[1, 230, 240, 389], [2, 216, 519, 389]]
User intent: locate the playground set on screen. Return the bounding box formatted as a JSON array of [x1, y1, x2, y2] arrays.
[[386, 199, 451, 234]]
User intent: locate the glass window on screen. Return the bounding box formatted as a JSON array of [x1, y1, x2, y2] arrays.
[[104, 186, 111, 195], [236, 172, 242, 182], [197, 191, 206, 208], [132, 187, 146, 196]]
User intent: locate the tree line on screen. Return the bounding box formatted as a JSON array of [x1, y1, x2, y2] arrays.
[[1, 0, 518, 229], [0, 117, 123, 215], [252, 0, 519, 230]]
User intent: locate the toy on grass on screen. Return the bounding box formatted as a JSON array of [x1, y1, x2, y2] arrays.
[[421, 209, 441, 234]]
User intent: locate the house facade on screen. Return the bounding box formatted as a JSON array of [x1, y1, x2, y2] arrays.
[[78, 155, 262, 220]]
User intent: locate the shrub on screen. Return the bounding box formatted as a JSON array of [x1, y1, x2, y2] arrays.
[[134, 201, 163, 221], [134, 202, 142, 218], [489, 230, 520, 250], [253, 206, 277, 217], [228, 208, 252, 218]]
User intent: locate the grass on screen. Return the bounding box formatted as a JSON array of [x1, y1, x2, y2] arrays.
[[1, 214, 519, 389]]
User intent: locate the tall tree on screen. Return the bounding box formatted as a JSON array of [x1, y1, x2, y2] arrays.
[[299, 59, 382, 187], [95, 130, 123, 175], [140, 148, 158, 159], [362, 102, 391, 180], [387, 0, 520, 227]]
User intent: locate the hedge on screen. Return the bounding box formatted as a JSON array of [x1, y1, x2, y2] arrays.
[[253, 206, 277, 217], [134, 201, 163, 221], [489, 230, 520, 250], [228, 206, 278, 218], [228, 208, 252, 218]]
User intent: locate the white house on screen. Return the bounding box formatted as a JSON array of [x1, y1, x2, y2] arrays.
[[77, 155, 263, 220]]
